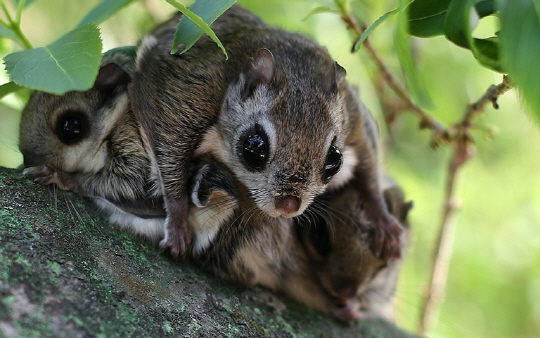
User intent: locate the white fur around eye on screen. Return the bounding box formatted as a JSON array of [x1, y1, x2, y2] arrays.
[[326, 146, 357, 191], [255, 117, 276, 161]]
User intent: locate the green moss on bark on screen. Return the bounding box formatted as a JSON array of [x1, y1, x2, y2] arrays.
[[0, 167, 418, 338]]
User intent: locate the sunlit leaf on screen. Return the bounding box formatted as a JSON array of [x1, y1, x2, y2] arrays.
[[3, 24, 103, 94], [444, 0, 500, 71], [167, 0, 236, 58], [499, 0, 540, 124], [354, 9, 397, 50], [77, 0, 133, 27], [0, 81, 22, 99], [303, 6, 341, 21], [396, 0, 435, 109]]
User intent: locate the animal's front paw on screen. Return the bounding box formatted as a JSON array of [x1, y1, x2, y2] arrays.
[[159, 217, 192, 260], [330, 298, 363, 322], [23, 165, 74, 191]]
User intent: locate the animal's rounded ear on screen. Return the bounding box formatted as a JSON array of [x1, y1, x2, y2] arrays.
[[324, 61, 346, 94], [242, 48, 276, 100], [402, 201, 414, 221], [93, 63, 131, 92]]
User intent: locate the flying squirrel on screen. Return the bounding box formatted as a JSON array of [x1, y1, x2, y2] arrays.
[[187, 154, 412, 322], [19, 48, 166, 240], [129, 4, 402, 260]]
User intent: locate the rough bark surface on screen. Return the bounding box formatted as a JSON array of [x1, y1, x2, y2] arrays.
[[0, 167, 417, 338]]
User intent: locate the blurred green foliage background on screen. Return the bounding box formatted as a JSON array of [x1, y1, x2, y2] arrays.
[[1, 1, 539, 337]]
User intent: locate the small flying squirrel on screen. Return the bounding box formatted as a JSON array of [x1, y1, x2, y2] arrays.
[[296, 177, 412, 321], [186, 154, 412, 322], [130, 4, 402, 260], [18, 48, 166, 240]]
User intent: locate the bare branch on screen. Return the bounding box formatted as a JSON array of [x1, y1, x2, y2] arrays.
[[417, 77, 512, 335], [340, 13, 449, 144]]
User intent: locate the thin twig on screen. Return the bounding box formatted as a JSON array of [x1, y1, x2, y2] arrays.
[[338, 7, 513, 335], [417, 139, 469, 335], [340, 13, 449, 143], [462, 76, 512, 127], [417, 76, 512, 335], [0, 0, 32, 49], [9, 19, 32, 49], [16, 0, 25, 24], [0, 0, 13, 23]]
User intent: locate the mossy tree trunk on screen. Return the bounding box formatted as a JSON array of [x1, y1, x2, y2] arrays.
[[0, 167, 417, 338]]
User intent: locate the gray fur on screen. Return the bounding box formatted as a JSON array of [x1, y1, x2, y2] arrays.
[[129, 4, 395, 258], [188, 155, 411, 322], [19, 49, 165, 240]]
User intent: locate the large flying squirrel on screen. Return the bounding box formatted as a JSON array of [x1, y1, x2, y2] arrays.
[[129, 4, 402, 260]]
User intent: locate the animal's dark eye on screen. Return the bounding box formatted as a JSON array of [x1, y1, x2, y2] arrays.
[[242, 126, 268, 170], [323, 145, 343, 182], [57, 113, 85, 144]]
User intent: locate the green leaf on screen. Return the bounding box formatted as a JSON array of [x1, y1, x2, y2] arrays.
[[444, 0, 501, 71], [396, 0, 435, 109], [334, 0, 351, 14], [475, 0, 496, 17], [3, 24, 103, 94], [166, 0, 236, 58], [354, 9, 397, 51], [473, 37, 498, 60], [303, 6, 342, 21], [408, 0, 494, 37], [535, 0, 540, 19], [77, 0, 133, 27], [0, 81, 22, 99], [0, 26, 16, 40], [499, 0, 540, 124], [409, 0, 451, 20], [409, 11, 446, 36], [444, 0, 476, 48], [103, 45, 137, 59], [408, 0, 451, 36]]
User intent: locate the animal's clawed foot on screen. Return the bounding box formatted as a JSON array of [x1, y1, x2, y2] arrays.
[[159, 218, 192, 260], [23, 165, 74, 191]]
